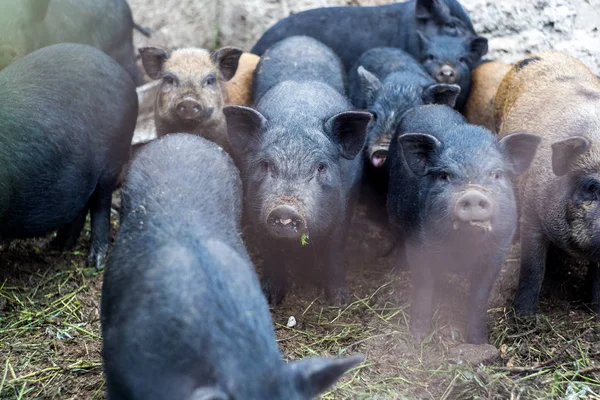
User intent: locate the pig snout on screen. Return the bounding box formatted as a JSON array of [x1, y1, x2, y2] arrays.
[[370, 149, 388, 168], [266, 205, 306, 240], [0, 45, 19, 70], [176, 98, 212, 120], [454, 190, 494, 226], [436, 65, 457, 84]]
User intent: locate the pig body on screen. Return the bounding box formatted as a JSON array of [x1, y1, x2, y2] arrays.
[[225, 36, 371, 305], [0, 43, 138, 267], [464, 61, 511, 131], [386, 105, 539, 343], [0, 0, 143, 84], [251, 0, 486, 72], [495, 52, 600, 315], [101, 134, 361, 400], [225, 53, 261, 106], [139, 46, 243, 152]]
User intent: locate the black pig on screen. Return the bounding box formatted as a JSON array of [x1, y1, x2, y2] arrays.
[[0, 0, 144, 84], [101, 134, 362, 400], [418, 32, 488, 110], [225, 36, 371, 305], [251, 0, 487, 71], [0, 43, 138, 267], [387, 105, 540, 343], [348, 47, 460, 169]]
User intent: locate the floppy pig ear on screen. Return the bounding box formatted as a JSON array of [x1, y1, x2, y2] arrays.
[[139, 47, 169, 80], [325, 111, 372, 160], [223, 105, 267, 157], [498, 133, 541, 176], [470, 36, 489, 60], [291, 355, 363, 398], [212, 47, 243, 81], [399, 133, 442, 176], [551, 136, 591, 177], [415, 0, 450, 21]]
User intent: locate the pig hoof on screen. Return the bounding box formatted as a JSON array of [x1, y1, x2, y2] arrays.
[[326, 286, 350, 306], [261, 279, 287, 306], [410, 319, 432, 342], [88, 245, 109, 270]]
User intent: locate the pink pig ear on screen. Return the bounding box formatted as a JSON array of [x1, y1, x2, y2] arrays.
[[551, 136, 591, 177], [139, 47, 169, 80], [23, 0, 51, 22], [212, 47, 243, 81]]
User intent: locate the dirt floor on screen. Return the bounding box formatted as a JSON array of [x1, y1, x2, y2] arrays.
[[1, 191, 599, 399]]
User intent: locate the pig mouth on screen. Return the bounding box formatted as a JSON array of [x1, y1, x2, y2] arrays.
[[453, 220, 493, 233]]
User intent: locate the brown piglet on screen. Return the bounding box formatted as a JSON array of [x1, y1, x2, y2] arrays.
[[464, 61, 511, 132], [139, 46, 243, 152], [495, 51, 600, 316], [225, 53, 260, 106]]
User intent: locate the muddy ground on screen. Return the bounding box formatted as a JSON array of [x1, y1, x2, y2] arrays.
[[1, 189, 599, 399]]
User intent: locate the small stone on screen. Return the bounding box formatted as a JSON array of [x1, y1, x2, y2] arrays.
[[286, 316, 297, 328], [449, 343, 500, 366]]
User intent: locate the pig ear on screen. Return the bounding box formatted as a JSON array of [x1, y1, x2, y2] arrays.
[[23, 0, 50, 22], [139, 47, 169, 80], [416, 0, 450, 22], [470, 36, 489, 60], [399, 133, 442, 176], [357, 66, 382, 105], [551, 136, 591, 177], [499, 133, 541, 176], [212, 47, 243, 81], [291, 355, 363, 398], [422, 84, 461, 108], [325, 111, 372, 160], [223, 105, 267, 156]]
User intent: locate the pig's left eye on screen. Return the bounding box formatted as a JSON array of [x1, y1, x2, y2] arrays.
[[585, 182, 598, 198], [459, 56, 467, 64], [204, 74, 216, 87], [492, 170, 504, 180], [317, 162, 328, 174]]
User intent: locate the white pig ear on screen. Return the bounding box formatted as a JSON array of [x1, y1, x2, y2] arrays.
[[290, 354, 363, 398], [399, 133, 442, 176], [498, 133, 541, 176], [212, 47, 243, 81], [139, 47, 169, 80], [325, 111, 372, 160], [223, 105, 267, 156], [357, 66, 382, 105], [551, 136, 591, 177], [23, 0, 50, 22]]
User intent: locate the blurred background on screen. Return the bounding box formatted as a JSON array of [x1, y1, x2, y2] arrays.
[[129, 0, 600, 74]]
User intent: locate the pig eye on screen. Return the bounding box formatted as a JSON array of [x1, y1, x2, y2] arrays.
[[459, 56, 467, 64], [438, 171, 450, 182], [370, 111, 378, 122], [492, 170, 504, 180], [259, 160, 271, 173], [585, 182, 598, 196], [426, 54, 435, 62], [204, 74, 216, 87], [162, 74, 176, 87], [317, 162, 328, 174]]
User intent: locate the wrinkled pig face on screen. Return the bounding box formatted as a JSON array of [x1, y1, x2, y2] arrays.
[[139, 46, 242, 134], [399, 130, 539, 245], [553, 136, 600, 258], [224, 106, 370, 242], [0, 0, 50, 71]]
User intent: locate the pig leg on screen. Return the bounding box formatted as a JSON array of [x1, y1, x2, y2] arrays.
[[50, 205, 89, 251], [465, 251, 504, 344], [514, 220, 549, 316], [587, 262, 600, 314], [322, 226, 351, 306], [261, 246, 289, 305], [88, 184, 114, 269], [407, 246, 436, 341]]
